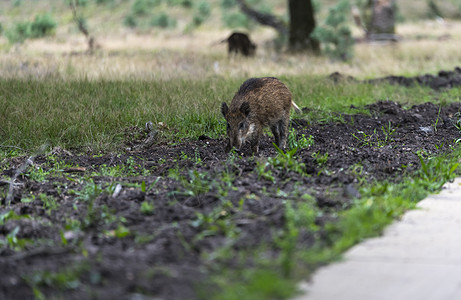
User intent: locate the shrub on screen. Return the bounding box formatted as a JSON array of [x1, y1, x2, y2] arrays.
[[29, 14, 57, 38], [5, 14, 56, 44], [5, 22, 30, 43], [197, 1, 211, 16], [124, 14, 138, 28], [131, 0, 149, 15], [221, 0, 236, 9], [96, 0, 114, 4], [312, 0, 321, 12], [193, 1, 211, 26], [150, 13, 177, 28], [311, 0, 354, 61], [131, 0, 161, 16], [166, 0, 192, 7], [76, 0, 88, 6], [181, 0, 192, 8]]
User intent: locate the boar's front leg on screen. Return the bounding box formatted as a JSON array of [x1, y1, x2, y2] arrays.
[[250, 127, 263, 153], [271, 122, 281, 148], [225, 139, 231, 152]]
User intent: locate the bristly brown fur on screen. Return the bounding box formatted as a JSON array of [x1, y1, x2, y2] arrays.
[[221, 77, 300, 153]]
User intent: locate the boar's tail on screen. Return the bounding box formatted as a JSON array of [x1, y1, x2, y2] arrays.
[[209, 38, 228, 47], [291, 101, 302, 114]]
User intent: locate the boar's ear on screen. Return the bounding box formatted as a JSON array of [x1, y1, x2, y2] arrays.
[[240, 102, 251, 116], [221, 102, 229, 117]]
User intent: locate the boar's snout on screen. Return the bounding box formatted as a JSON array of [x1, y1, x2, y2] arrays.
[[229, 135, 243, 152], [222, 101, 253, 152], [225, 125, 243, 152]]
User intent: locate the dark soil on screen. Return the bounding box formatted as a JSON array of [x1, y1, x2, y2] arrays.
[[330, 66, 461, 90], [2, 73, 461, 299]]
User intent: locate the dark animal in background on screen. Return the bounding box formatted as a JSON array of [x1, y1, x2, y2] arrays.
[[221, 77, 301, 153], [223, 32, 257, 57]]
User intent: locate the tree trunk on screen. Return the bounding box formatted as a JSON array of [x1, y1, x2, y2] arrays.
[[367, 0, 396, 37], [69, 0, 96, 53], [236, 0, 319, 53], [288, 0, 319, 53]]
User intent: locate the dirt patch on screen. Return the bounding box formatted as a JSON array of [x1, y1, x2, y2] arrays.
[[330, 66, 461, 90], [1, 96, 461, 298]]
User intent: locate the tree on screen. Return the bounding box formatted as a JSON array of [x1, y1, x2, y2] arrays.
[[235, 0, 319, 53], [367, 0, 396, 37], [356, 0, 397, 40], [288, 0, 319, 53], [69, 0, 97, 52]]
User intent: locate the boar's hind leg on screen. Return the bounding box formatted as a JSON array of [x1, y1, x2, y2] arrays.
[[279, 117, 289, 149], [271, 123, 281, 148]]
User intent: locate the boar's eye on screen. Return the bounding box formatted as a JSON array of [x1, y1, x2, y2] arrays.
[[226, 123, 230, 131], [238, 122, 247, 130]]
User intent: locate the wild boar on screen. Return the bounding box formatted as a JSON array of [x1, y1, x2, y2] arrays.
[[221, 77, 301, 153], [223, 32, 256, 57]]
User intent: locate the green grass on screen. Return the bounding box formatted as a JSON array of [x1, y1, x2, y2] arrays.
[[1, 76, 457, 154], [0, 78, 233, 152]]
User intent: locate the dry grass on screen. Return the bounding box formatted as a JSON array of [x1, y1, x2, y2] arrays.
[[1, 19, 461, 81]]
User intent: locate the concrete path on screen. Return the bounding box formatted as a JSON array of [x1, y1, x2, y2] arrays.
[[294, 177, 461, 300]]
